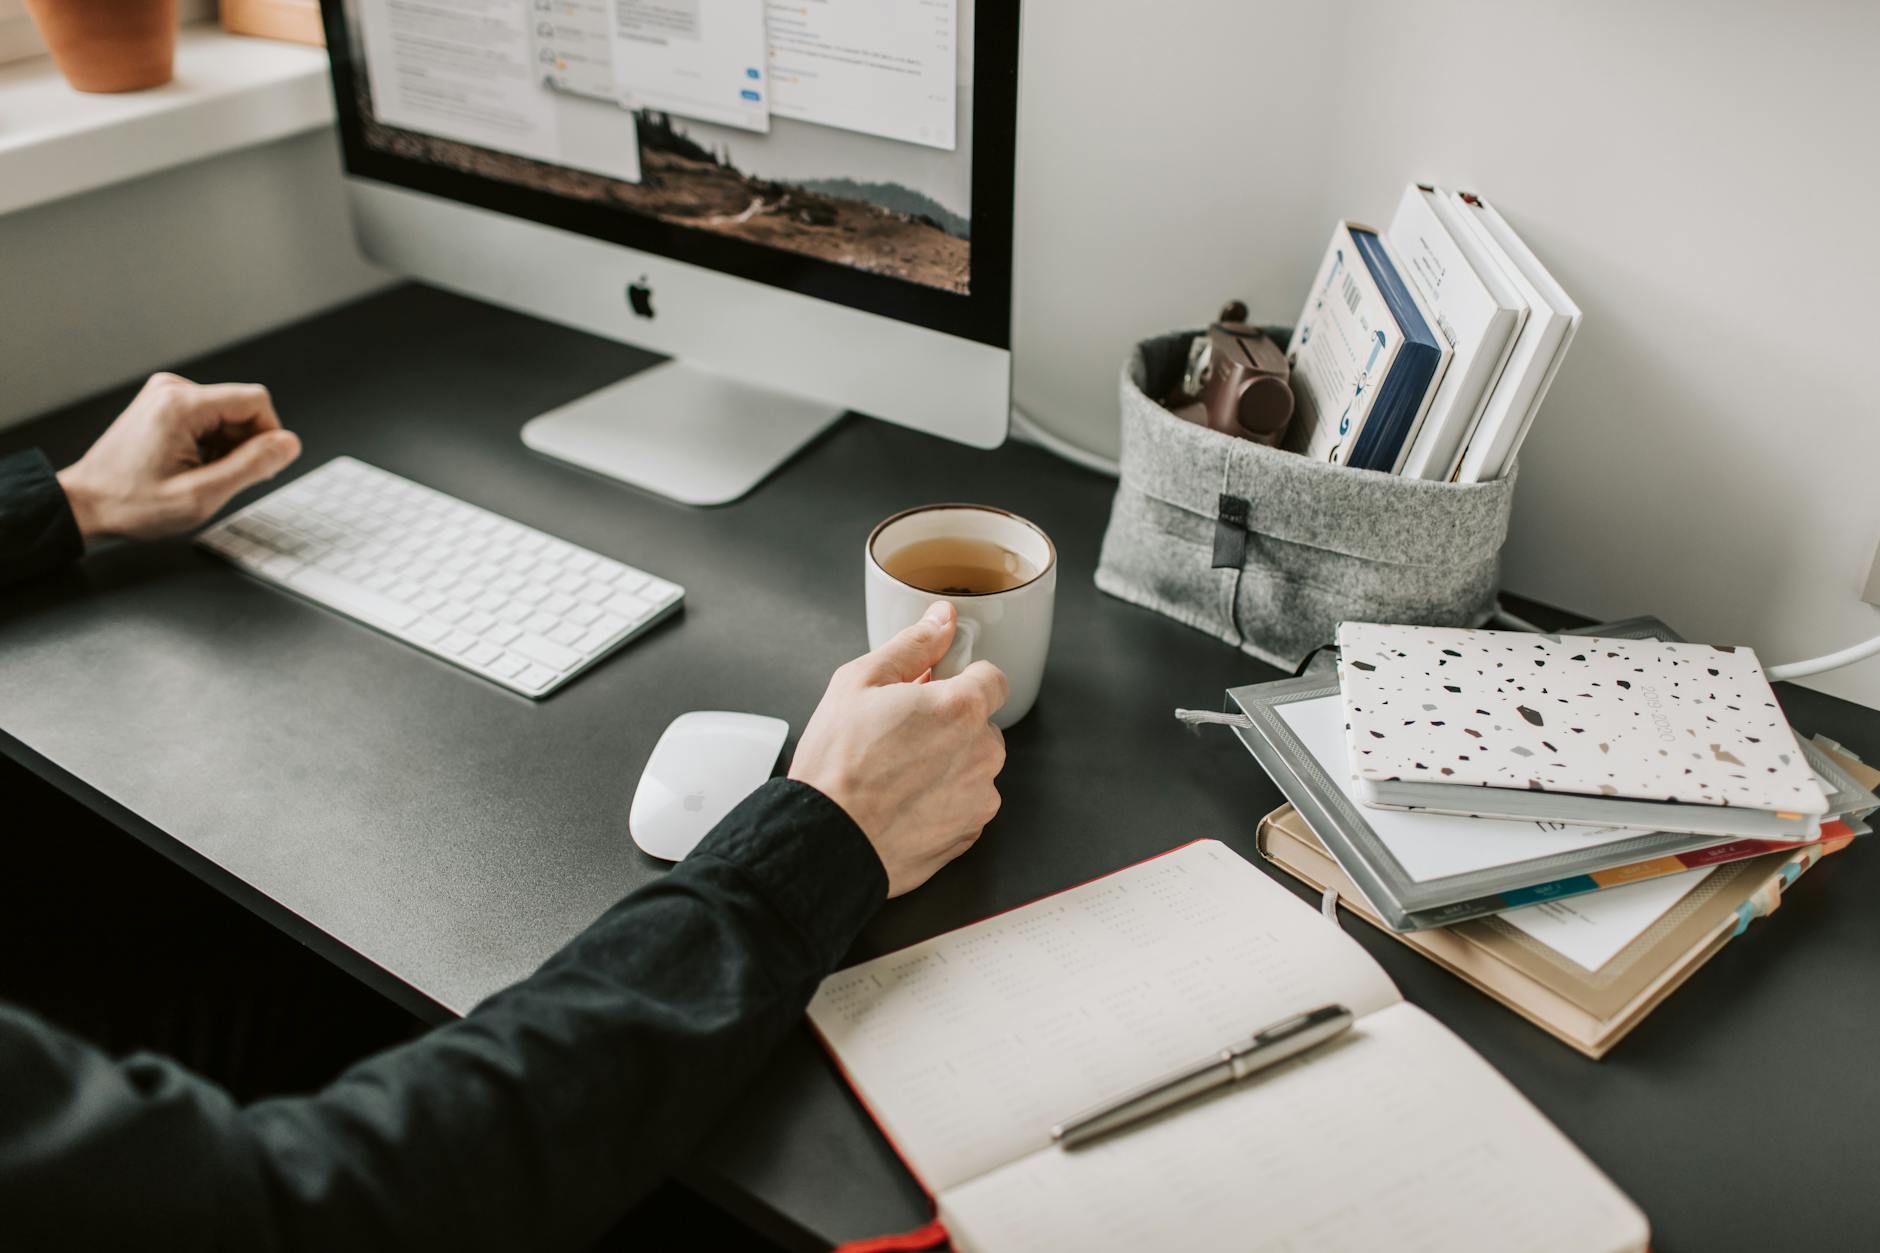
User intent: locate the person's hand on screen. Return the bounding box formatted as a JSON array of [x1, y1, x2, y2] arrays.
[[790, 602, 1010, 896], [56, 372, 302, 544]]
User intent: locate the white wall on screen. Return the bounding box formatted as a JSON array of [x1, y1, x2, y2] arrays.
[[1013, 0, 1880, 708], [0, 127, 388, 429]]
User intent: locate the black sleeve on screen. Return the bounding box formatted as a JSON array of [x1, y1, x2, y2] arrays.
[[0, 449, 85, 589], [0, 778, 887, 1252]]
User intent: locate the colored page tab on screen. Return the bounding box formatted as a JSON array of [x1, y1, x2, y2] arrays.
[[1498, 876, 1598, 909], [1590, 856, 1689, 886]]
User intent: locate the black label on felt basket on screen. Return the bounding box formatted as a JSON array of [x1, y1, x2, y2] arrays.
[[1212, 494, 1250, 569]]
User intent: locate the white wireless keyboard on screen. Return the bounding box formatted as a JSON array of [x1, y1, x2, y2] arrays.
[[196, 457, 683, 698]]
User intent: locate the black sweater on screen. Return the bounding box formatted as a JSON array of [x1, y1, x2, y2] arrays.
[[0, 448, 887, 1250]]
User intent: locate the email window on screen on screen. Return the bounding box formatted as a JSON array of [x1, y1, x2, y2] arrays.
[[614, 0, 772, 134], [767, 0, 960, 150]]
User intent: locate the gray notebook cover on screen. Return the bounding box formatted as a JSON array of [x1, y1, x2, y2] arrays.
[[1227, 617, 1870, 931]]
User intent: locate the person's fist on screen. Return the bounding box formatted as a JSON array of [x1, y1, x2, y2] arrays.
[[790, 602, 1010, 897], [57, 372, 302, 544]]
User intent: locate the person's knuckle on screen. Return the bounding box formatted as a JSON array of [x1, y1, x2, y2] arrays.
[[939, 683, 979, 720]]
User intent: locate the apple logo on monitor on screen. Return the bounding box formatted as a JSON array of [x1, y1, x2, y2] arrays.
[[627, 276, 654, 320]]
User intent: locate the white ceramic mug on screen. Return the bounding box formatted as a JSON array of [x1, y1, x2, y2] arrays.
[[865, 504, 1057, 729]]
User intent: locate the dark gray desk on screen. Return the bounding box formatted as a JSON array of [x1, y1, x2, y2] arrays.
[[3, 286, 1875, 1251]]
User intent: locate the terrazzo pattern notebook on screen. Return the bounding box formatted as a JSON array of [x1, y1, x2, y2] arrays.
[[1337, 623, 1829, 839]]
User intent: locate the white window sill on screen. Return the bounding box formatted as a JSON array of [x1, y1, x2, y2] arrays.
[[0, 23, 333, 217]]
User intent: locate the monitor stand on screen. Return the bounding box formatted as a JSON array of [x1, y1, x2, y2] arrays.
[[519, 361, 843, 506]]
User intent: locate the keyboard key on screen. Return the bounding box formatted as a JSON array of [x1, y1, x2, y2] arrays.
[[511, 632, 581, 673], [525, 611, 560, 635], [484, 622, 523, 647], [640, 577, 681, 604], [438, 630, 478, 656], [461, 611, 496, 636], [515, 664, 560, 693], [609, 568, 649, 594], [543, 592, 577, 615], [552, 571, 587, 596], [409, 618, 449, 643], [547, 621, 585, 647], [590, 614, 630, 640], [465, 641, 502, 667], [568, 602, 603, 627], [575, 624, 623, 652], [488, 652, 528, 679], [603, 592, 652, 621]]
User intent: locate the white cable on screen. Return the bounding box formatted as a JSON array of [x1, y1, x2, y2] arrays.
[[1174, 708, 1254, 729], [1766, 633, 1880, 682], [1008, 404, 1121, 478], [1492, 602, 1879, 681]]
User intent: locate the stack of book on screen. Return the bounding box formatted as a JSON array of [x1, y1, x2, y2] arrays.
[[1226, 618, 1876, 1057], [1282, 183, 1579, 482]]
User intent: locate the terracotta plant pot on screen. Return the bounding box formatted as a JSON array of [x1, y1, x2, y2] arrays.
[[25, 0, 179, 93]]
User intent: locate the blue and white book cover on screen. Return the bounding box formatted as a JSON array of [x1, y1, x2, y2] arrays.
[[1282, 222, 1402, 465], [1343, 230, 1451, 471]]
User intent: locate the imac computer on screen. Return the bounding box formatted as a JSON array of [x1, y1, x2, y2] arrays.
[[321, 0, 1018, 505]]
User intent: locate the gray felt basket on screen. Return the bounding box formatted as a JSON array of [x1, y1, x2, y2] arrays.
[[1095, 330, 1518, 671]]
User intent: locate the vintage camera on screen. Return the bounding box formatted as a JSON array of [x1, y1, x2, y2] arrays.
[[1163, 302, 1295, 447]]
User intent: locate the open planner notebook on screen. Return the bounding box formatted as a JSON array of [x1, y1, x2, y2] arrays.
[[808, 841, 1648, 1253]]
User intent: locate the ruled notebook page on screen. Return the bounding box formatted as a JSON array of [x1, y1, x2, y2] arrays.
[[806, 841, 1402, 1193], [940, 1001, 1648, 1253]]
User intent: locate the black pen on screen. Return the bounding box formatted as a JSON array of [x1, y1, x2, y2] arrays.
[[1050, 1004, 1355, 1149]]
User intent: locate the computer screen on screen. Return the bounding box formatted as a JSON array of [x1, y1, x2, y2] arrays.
[[328, 1, 1012, 346]]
